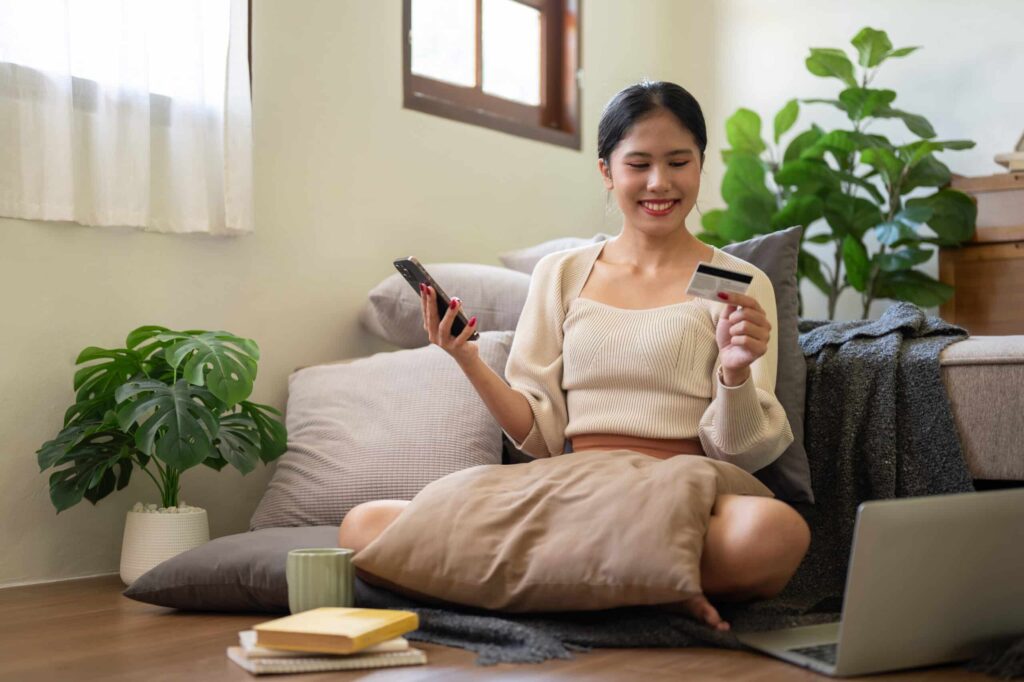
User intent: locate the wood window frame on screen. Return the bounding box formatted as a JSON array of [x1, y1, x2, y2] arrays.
[[402, 0, 581, 150]]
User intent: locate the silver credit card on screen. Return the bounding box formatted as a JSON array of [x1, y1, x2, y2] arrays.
[[685, 262, 753, 302]]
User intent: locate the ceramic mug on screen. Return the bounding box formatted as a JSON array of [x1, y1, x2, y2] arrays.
[[286, 548, 355, 614]]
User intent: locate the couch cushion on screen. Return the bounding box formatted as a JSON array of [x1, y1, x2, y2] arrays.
[[122, 526, 340, 612], [941, 335, 1024, 480], [249, 331, 514, 530], [360, 263, 531, 348], [352, 450, 773, 612], [498, 233, 613, 274]]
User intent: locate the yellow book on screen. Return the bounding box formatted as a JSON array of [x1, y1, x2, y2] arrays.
[[252, 607, 419, 655]]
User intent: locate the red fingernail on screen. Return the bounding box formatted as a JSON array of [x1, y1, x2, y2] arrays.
[[468, 316, 477, 326], [419, 283, 425, 293], [717, 292, 729, 301], [449, 298, 458, 310]]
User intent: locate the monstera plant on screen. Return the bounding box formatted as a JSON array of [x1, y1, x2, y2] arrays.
[[699, 27, 978, 319], [37, 326, 287, 512]]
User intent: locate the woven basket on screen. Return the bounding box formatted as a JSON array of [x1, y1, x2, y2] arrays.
[[119, 508, 210, 586]]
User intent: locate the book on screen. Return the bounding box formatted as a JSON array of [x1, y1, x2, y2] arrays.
[[251, 607, 419, 655], [226, 646, 427, 675], [238, 630, 410, 658]]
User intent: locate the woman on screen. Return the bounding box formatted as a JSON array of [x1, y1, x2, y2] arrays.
[[340, 81, 811, 631]]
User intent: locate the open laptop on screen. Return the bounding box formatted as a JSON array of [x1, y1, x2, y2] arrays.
[[735, 488, 1024, 677]]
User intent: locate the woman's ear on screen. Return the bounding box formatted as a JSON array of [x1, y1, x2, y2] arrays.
[[598, 158, 613, 190]]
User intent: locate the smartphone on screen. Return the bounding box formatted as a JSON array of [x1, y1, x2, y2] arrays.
[[393, 257, 480, 341]]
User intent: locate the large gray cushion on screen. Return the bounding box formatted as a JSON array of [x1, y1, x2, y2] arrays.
[[359, 263, 531, 348], [122, 526, 339, 612], [723, 225, 812, 503], [498, 233, 613, 274], [249, 330, 515, 530]]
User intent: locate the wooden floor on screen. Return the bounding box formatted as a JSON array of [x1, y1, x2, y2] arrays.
[[0, 575, 993, 681]]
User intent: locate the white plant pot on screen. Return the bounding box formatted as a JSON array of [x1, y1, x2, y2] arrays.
[[120, 507, 210, 586]]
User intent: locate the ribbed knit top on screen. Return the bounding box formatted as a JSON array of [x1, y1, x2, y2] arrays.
[[503, 240, 794, 474]]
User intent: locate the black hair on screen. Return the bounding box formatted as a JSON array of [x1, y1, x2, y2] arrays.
[[597, 80, 708, 168]]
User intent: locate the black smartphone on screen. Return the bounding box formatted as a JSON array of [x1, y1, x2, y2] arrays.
[[393, 257, 480, 341]]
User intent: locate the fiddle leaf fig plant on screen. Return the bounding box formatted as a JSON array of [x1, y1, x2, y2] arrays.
[[37, 326, 287, 512], [699, 27, 978, 319]]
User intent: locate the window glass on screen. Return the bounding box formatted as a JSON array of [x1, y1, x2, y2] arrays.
[[410, 0, 476, 87], [481, 0, 540, 105]]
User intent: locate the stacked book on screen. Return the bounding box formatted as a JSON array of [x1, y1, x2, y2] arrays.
[[227, 607, 426, 675]]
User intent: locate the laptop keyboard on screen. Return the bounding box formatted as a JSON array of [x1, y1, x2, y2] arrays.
[[789, 642, 838, 665]]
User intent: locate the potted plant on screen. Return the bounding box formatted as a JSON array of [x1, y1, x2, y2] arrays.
[[37, 325, 287, 584], [698, 27, 978, 319]]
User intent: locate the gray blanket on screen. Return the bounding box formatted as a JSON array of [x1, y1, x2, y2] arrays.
[[355, 303, 1023, 678]]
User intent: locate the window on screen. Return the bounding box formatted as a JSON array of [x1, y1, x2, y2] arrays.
[[403, 0, 581, 150]]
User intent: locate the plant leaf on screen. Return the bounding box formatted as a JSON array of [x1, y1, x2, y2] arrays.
[[842, 235, 870, 291], [875, 221, 918, 246], [824, 192, 883, 239], [798, 250, 831, 295], [725, 109, 766, 155], [721, 153, 774, 207], [240, 401, 288, 463], [45, 433, 132, 512], [876, 247, 933, 272], [887, 46, 920, 59], [874, 106, 936, 139], [875, 269, 954, 307], [907, 189, 977, 245], [838, 87, 896, 120], [214, 413, 262, 475], [902, 154, 951, 194], [771, 195, 824, 230], [783, 125, 824, 164], [115, 379, 220, 471], [773, 100, 799, 144], [163, 331, 260, 407], [72, 348, 145, 410], [851, 27, 893, 68], [805, 48, 858, 88], [775, 159, 840, 193]]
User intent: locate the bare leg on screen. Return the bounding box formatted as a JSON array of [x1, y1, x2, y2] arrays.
[[667, 494, 812, 631], [338, 500, 410, 553]]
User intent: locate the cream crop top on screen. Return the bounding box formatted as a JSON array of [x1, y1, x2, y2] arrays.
[[502, 240, 793, 473]]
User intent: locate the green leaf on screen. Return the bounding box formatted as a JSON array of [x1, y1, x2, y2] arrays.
[[875, 221, 918, 246], [163, 331, 260, 407], [807, 233, 833, 244], [696, 231, 731, 248], [775, 159, 840, 193], [72, 348, 145, 409], [907, 189, 977, 245], [842, 235, 870, 291], [725, 109, 767, 155], [887, 46, 920, 59], [773, 100, 799, 144], [214, 413, 262, 475], [240, 401, 288, 463], [875, 269, 954, 307], [851, 27, 893, 67], [860, 147, 904, 186], [876, 247, 933, 272], [721, 153, 774, 207], [45, 433, 132, 512], [771, 195, 823, 230], [83, 467, 117, 505], [718, 211, 760, 242], [798, 250, 831, 295], [896, 205, 933, 225], [805, 48, 858, 88], [838, 87, 896, 120], [701, 208, 726, 235], [900, 139, 975, 168], [783, 125, 824, 164], [824, 192, 883, 239], [875, 106, 936, 139], [902, 154, 951, 194], [115, 379, 220, 471]]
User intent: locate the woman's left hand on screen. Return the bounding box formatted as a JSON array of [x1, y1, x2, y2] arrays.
[[714, 291, 771, 385]]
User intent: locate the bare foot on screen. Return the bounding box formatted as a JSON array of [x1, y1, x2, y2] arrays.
[[672, 593, 731, 632]]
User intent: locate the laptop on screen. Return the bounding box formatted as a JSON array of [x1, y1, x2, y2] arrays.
[[735, 488, 1024, 677]]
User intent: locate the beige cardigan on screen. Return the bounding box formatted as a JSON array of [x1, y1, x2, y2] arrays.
[[503, 241, 793, 473]]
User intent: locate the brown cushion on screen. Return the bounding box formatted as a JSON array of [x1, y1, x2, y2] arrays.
[[351, 450, 773, 612]]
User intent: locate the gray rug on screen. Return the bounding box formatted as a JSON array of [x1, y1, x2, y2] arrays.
[[355, 304, 1023, 679]]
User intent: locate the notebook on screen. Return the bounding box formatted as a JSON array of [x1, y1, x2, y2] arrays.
[[237, 630, 409, 658], [252, 607, 419, 655], [226, 646, 427, 675]]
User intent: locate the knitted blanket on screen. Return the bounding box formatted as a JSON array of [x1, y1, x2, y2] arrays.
[[355, 303, 1023, 678]]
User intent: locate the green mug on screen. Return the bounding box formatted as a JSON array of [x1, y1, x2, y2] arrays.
[[286, 548, 355, 614]]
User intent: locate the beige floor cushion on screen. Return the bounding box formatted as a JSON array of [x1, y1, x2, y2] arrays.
[[352, 450, 773, 612]]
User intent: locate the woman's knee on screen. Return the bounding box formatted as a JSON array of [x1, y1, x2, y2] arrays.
[[337, 500, 408, 553]]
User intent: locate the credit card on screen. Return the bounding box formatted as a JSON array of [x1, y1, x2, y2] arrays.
[[685, 262, 753, 302]]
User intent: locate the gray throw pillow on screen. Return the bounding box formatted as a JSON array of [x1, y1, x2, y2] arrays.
[[249, 330, 515, 530], [122, 526, 339, 612], [498, 233, 613, 274], [359, 263, 531, 348], [723, 225, 813, 503]]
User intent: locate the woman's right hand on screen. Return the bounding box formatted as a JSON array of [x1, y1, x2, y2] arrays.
[[420, 284, 480, 367]]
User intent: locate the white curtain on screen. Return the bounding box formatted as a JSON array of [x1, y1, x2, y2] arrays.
[[0, 0, 253, 234]]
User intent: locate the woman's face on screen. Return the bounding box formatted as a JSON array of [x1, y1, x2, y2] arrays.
[[599, 108, 702, 237]]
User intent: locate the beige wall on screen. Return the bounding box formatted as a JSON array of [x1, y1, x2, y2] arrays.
[[0, 0, 717, 586]]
